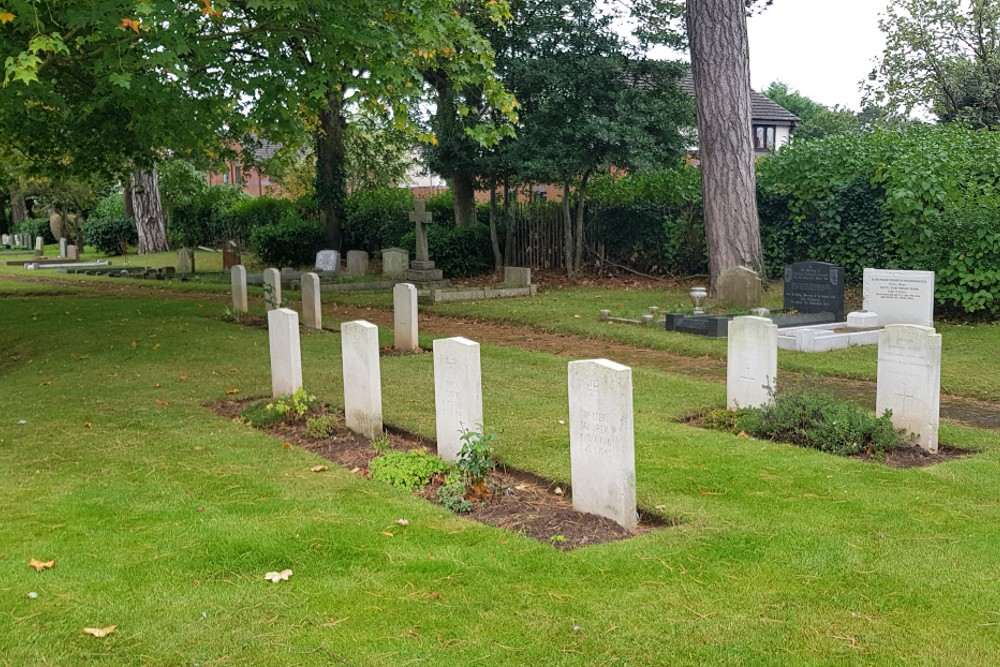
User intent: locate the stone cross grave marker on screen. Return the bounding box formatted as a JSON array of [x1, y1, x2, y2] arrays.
[[267, 308, 303, 397], [341, 320, 383, 438], [716, 266, 762, 309], [263, 268, 281, 311], [727, 316, 778, 409], [231, 265, 248, 313], [876, 324, 941, 452], [783, 261, 845, 320], [301, 272, 322, 330], [393, 283, 419, 351], [568, 358, 637, 530], [433, 337, 484, 462], [409, 200, 435, 267], [863, 269, 935, 327]]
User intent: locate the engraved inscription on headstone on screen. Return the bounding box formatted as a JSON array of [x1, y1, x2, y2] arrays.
[[863, 269, 935, 327], [783, 261, 845, 320], [876, 324, 941, 452], [433, 337, 483, 462]]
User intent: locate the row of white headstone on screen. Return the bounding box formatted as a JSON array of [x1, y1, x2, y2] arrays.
[[264, 307, 640, 530], [727, 316, 942, 452]]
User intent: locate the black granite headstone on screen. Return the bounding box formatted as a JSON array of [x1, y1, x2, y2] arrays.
[[783, 261, 845, 321]]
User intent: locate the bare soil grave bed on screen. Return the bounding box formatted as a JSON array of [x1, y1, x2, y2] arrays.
[[208, 399, 675, 550]]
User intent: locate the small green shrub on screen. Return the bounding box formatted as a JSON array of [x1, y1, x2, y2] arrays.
[[402, 223, 493, 278], [91, 192, 126, 220], [81, 217, 137, 255], [15, 217, 57, 245], [370, 433, 393, 455], [701, 407, 751, 433], [238, 400, 285, 428], [250, 217, 327, 267], [369, 449, 450, 491], [305, 415, 336, 438], [169, 186, 247, 248], [266, 388, 318, 421], [437, 472, 473, 513], [342, 187, 413, 251], [456, 427, 497, 486]]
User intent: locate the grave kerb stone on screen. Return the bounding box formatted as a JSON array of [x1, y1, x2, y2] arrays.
[[433, 337, 483, 462], [341, 320, 383, 438], [267, 308, 303, 397], [231, 265, 248, 313], [393, 283, 419, 352], [301, 272, 322, 330], [876, 324, 941, 453], [263, 268, 281, 311], [727, 316, 778, 409], [568, 358, 637, 530], [863, 268, 935, 327]]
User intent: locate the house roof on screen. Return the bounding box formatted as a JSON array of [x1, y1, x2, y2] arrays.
[[678, 72, 799, 124]]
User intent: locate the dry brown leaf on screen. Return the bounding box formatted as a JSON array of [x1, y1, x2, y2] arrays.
[[226, 388, 240, 395], [311, 465, 328, 473], [282, 442, 292, 449], [82, 625, 116, 638], [737, 430, 749, 438], [381, 531, 394, 537], [177, 375, 187, 382], [129, 340, 137, 348], [83, 422, 92, 429], [155, 400, 168, 407], [264, 569, 293, 583], [28, 558, 55, 572], [154, 383, 161, 389]]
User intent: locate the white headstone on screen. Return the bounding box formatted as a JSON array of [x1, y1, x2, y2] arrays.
[[876, 324, 942, 453], [863, 268, 935, 327], [433, 337, 484, 462], [315, 249, 340, 274], [59, 237, 68, 258], [1, 234, 9, 245], [727, 316, 778, 409], [231, 265, 248, 313], [393, 283, 419, 352], [267, 308, 303, 398], [847, 311, 880, 329], [346, 250, 369, 275], [263, 268, 281, 311], [341, 320, 383, 438], [301, 272, 322, 330], [568, 358, 637, 530], [34, 236, 44, 253]]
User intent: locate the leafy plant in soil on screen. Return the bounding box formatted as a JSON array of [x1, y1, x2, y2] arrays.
[[305, 415, 336, 438], [437, 472, 473, 513], [456, 427, 498, 500], [370, 449, 450, 491]]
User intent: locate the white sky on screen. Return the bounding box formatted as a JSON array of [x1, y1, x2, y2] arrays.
[[745, 0, 890, 110]]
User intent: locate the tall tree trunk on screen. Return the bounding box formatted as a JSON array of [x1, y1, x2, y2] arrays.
[[562, 182, 574, 274], [488, 179, 503, 270], [503, 176, 515, 264], [10, 187, 27, 225], [451, 171, 477, 226], [124, 183, 135, 219], [687, 0, 764, 292], [130, 165, 168, 254], [573, 171, 591, 273], [317, 89, 347, 250]]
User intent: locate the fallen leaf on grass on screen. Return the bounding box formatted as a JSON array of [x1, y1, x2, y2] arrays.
[[82, 626, 116, 638], [153, 343, 161, 350], [226, 388, 240, 395], [737, 430, 749, 438], [427, 592, 439, 600], [282, 442, 292, 449], [83, 422, 92, 429], [264, 569, 293, 583], [130, 341, 137, 348], [154, 383, 161, 389], [28, 558, 56, 572], [177, 375, 187, 382], [381, 531, 394, 537], [229, 368, 239, 373], [311, 465, 328, 472], [155, 400, 168, 407]]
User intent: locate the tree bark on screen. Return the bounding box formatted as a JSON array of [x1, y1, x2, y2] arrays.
[[451, 171, 477, 226], [488, 179, 503, 270], [686, 0, 764, 292], [562, 182, 574, 274], [10, 187, 27, 225], [573, 171, 591, 273], [130, 165, 169, 254], [123, 183, 135, 219], [317, 89, 347, 250]]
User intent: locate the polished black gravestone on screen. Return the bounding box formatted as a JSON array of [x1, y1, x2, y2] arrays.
[[783, 261, 845, 321]]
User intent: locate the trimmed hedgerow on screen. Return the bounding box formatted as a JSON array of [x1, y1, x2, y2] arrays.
[[249, 217, 327, 267], [81, 217, 137, 255]]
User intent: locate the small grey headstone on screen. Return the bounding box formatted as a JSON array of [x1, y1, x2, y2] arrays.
[[716, 266, 761, 309], [177, 248, 195, 273], [504, 266, 531, 287], [346, 250, 369, 275], [59, 238, 68, 258], [381, 248, 408, 276], [315, 250, 340, 274]]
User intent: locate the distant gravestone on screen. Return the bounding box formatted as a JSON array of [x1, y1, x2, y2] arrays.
[[315, 249, 340, 274], [381, 248, 408, 276], [433, 337, 483, 462], [405, 200, 444, 281], [263, 268, 281, 311], [568, 358, 637, 530], [231, 265, 248, 313], [727, 316, 778, 409], [301, 272, 322, 330], [222, 247, 240, 271], [267, 308, 303, 397], [346, 250, 369, 275], [341, 320, 383, 438], [2, 234, 9, 245], [504, 266, 532, 287], [177, 248, 195, 274], [59, 238, 68, 258], [393, 283, 419, 352], [863, 269, 935, 327], [783, 261, 845, 320], [876, 324, 941, 453], [34, 236, 44, 254], [716, 266, 762, 309], [66, 245, 79, 261]]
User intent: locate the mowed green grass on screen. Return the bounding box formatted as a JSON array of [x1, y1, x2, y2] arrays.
[[3, 290, 1000, 664]]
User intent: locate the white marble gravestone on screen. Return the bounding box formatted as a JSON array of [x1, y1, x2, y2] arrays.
[[315, 249, 340, 274], [231, 265, 248, 313], [59, 238, 67, 258], [263, 268, 281, 311], [568, 358, 637, 530], [341, 320, 383, 438], [34, 236, 44, 253], [876, 324, 942, 453], [301, 272, 322, 330], [727, 316, 778, 409], [433, 337, 484, 462], [2, 234, 9, 245], [393, 283, 419, 352], [863, 269, 935, 327], [267, 308, 303, 397]]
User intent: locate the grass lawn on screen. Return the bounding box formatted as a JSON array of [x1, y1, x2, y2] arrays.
[[3, 280, 1000, 664]]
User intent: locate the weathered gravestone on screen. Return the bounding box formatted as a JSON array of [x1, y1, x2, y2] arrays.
[[381, 248, 408, 276], [346, 250, 369, 275], [433, 337, 483, 462], [568, 358, 637, 530], [59, 238, 68, 258], [66, 245, 79, 261], [727, 316, 778, 409], [504, 266, 532, 287], [301, 272, 322, 330], [267, 308, 303, 397], [222, 242, 240, 271], [783, 261, 845, 321], [341, 320, 383, 438], [863, 269, 935, 327], [716, 266, 762, 309], [34, 236, 44, 254], [263, 268, 281, 311], [231, 265, 248, 313], [1, 234, 9, 245], [177, 248, 195, 274], [393, 283, 419, 352], [315, 250, 340, 275], [876, 324, 941, 453], [405, 200, 444, 281]]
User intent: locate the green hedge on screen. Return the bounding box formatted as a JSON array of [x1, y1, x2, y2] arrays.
[[401, 223, 493, 278], [249, 217, 327, 267], [81, 217, 138, 255], [15, 218, 57, 245], [342, 187, 413, 252], [168, 186, 247, 248]]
